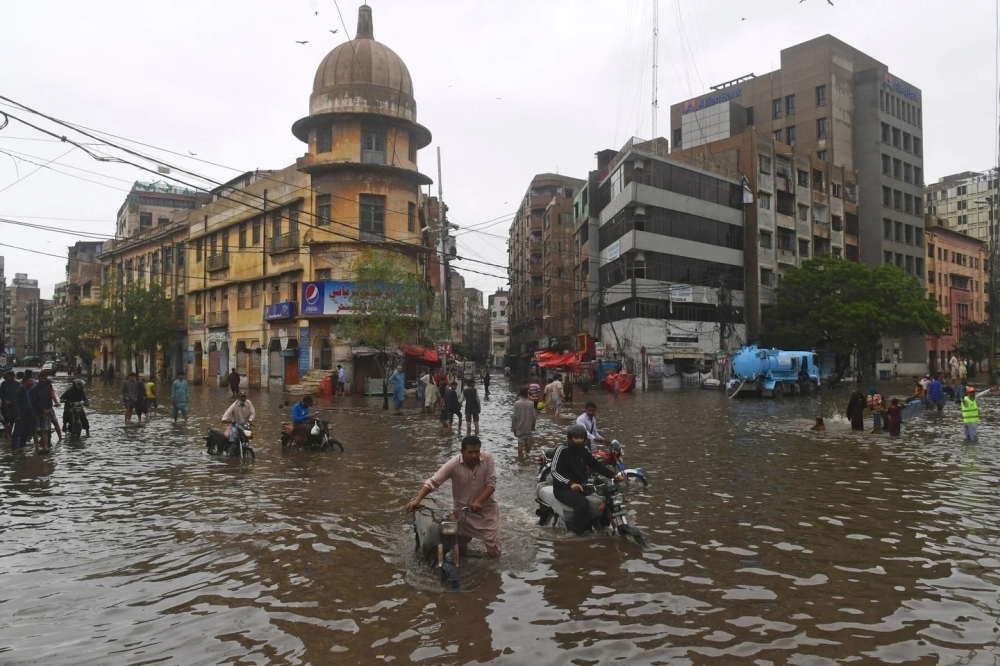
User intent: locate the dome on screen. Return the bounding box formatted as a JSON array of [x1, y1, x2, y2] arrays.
[[309, 5, 416, 122]]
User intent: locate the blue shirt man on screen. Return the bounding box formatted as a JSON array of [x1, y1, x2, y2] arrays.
[[292, 396, 312, 424], [388, 365, 406, 414], [171, 372, 189, 422], [927, 376, 945, 411]]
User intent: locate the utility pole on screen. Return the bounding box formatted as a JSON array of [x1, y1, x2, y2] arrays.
[[437, 147, 449, 334], [651, 0, 659, 140]]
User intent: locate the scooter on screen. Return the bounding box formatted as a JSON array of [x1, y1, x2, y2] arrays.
[[206, 422, 255, 459], [535, 477, 647, 548], [536, 439, 648, 486], [280, 417, 344, 451], [412, 497, 475, 590]]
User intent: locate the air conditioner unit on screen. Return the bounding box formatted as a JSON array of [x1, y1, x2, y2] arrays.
[[633, 159, 645, 170], [635, 205, 647, 216]]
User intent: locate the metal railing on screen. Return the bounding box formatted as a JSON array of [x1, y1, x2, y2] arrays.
[[269, 231, 299, 254], [207, 310, 229, 327], [207, 252, 229, 271]]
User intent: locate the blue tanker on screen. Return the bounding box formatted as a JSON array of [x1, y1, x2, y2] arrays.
[[727, 345, 821, 398]]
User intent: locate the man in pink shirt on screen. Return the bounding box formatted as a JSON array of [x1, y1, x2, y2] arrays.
[[405, 436, 501, 558]]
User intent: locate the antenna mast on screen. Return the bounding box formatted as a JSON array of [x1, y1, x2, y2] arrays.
[[652, 0, 659, 139]]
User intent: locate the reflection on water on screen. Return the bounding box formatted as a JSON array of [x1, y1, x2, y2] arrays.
[[2, 376, 1000, 663]]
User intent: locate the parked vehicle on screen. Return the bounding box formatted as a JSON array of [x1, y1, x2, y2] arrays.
[[536, 439, 647, 486], [412, 496, 476, 590], [66, 401, 86, 438], [206, 422, 255, 459], [39, 361, 56, 379], [280, 418, 344, 451], [727, 345, 821, 398], [535, 477, 647, 548]]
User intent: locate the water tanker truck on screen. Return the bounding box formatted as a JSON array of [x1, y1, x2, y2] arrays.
[[727, 345, 821, 398]]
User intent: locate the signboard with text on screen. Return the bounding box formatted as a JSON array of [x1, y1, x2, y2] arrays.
[[264, 302, 296, 321], [301, 281, 417, 316]]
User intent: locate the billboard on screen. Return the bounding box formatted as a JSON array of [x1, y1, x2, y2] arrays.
[[301, 281, 418, 316]]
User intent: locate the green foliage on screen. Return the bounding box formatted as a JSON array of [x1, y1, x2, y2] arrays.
[[52, 304, 106, 368], [108, 281, 177, 369], [955, 321, 991, 370], [340, 250, 424, 408], [763, 258, 948, 373]]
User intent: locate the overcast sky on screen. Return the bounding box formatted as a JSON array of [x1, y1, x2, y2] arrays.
[[1, 0, 996, 297]]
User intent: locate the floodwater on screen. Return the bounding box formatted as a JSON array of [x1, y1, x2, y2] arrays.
[[3, 374, 1000, 665]]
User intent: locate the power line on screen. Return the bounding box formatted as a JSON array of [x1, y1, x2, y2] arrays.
[[0, 146, 75, 195]]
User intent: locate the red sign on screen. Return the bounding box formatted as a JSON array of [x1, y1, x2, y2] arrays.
[[436, 342, 452, 356]]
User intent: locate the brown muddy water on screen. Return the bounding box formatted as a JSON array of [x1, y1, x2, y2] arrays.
[[2, 375, 1000, 665]]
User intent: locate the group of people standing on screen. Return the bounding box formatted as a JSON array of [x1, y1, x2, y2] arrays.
[[410, 366, 488, 435], [0, 370, 90, 453]]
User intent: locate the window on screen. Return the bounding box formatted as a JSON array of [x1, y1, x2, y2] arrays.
[[288, 206, 299, 236], [196, 293, 203, 315], [884, 250, 893, 265], [408, 132, 417, 162], [317, 194, 331, 227], [746, 107, 754, 125], [914, 166, 923, 186], [928, 243, 934, 258], [785, 94, 795, 115], [272, 210, 282, 238], [894, 220, 903, 241], [289, 282, 298, 302], [673, 128, 682, 147], [812, 169, 823, 192], [903, 132, 912, 152], [880, 90, 885, 111], [317, 124, 332, 153], [361, 125, 386, 164], [759, 231, 773, 248], [239, 222, 247, 249], [882, 154, 891, 175], [758, 192, 772, 210], [772, 98, 782, 119], [177, 242, 185, 267], [251, 283, 261, 309], [798, 204, 809, 221], [893, 190, 902, 210], [929, 270, 935, 283], [882, 186, 892, 206], [904, 224, 913, 244], [913, 137, 922, 156], [832, 215, 843, 231], [831, 182, 841, 198], [252, 218, 261, 245], [809, 85, 825, 109], [196, 239, 203, 263], [881, 122, 890, 143], [958, 200, 968, 210], [892, 127, 901, 147], [407, 201, 416, 232], [892, 158, 901, 179], [140, 212, 152, 229], [906, 255, 914, 274], [773, 129, 783, 143], [798, 239, 810, 256], [359, 194, 386, 239], [787, 125, 796, 143], [316, 268, 332, 281], [797, 169, 809, 187], [759, 155, 772, 174], [895, 253, 903, 268], [904, 163, 912, 183], [238, 284, 248, 310], [817, 150, 827, 161], [157, 217, 169, 227], [816, 117, 828, 139]]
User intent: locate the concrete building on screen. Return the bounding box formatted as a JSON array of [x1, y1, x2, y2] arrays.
[[572, 165, 611, 342], [449, 268, 466, 345], [7, 273, 39, 359], [507, 174, 584, 361], [463, 287, 488, 363], [670, 34, 926, 368], [488, 290, 508, 367], [924, 169, 998, 244], [67, 241, 105, 307], [25, 297, 52, 358], [588, 137, 746, 374], [0, 256, 6, 354], [924, 215, 988, 374], [116, 181, 206, 239]]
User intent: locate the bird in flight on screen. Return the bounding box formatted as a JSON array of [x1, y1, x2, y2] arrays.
[[296, 40, 309, 44], [330, 29, 338, 34]]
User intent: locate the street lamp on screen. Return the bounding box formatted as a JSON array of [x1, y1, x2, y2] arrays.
[[974, 196, 999, 382]]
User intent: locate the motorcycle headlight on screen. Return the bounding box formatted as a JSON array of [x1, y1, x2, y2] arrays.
[[244, 430, 253, 438], [439, 521, 459, 535]]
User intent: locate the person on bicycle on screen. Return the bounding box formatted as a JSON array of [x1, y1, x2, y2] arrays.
[[60, 379, 90, 436], [223, 391, 256, 442]]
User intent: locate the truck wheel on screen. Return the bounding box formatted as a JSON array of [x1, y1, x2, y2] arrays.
[[773, 383, 784, 398]]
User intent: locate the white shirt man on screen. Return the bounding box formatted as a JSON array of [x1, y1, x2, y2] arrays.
[[223, 393, 256, 440], [575, 405, 605, 452]]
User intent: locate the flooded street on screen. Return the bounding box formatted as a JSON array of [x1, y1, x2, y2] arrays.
[[4, 375, 1000, 664]]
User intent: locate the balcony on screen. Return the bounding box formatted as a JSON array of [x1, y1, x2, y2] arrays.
[[207, 310, 229, 328], [777, 247, 797, 264], [269, 231, 299, 255], [207, 252, 229, 271], [758, 247, 775, 266], [776, 212, 795, 230]]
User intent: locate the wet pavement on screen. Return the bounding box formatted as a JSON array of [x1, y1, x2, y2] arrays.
[[3, 374, 1000, 664]]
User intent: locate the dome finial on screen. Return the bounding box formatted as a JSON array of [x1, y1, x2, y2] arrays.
[[357, 4, 373, 39]]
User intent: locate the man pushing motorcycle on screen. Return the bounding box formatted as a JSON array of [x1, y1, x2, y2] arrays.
[[551, 424, 625, 534], [405, 435, 500, 558], [222, 391, 255, 442]]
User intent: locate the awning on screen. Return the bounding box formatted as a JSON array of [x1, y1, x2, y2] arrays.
[[538, 352, 577, 367], [401, 344, 440, 364]]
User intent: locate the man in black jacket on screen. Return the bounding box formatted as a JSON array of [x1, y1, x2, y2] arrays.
[[550, 424, 624, 534]]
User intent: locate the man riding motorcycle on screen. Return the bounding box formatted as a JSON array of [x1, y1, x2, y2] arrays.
[[222, 391, 256, 442], [60, 379, 90, 436], [550, 424, 624, 534]]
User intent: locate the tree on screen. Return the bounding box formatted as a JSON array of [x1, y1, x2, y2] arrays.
[[52, 304, 106, 372], [762, 258, 948, 378], [340, 249, 425, 409], [111, 282, 177, 374], [954, 321, 990, 375]]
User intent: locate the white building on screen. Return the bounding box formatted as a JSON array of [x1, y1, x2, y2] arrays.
[[488, 290, 508, 368]]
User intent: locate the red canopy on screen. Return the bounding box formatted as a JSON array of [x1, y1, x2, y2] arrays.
[[538, 352, 577, 367], [401, 345, 441, 365]]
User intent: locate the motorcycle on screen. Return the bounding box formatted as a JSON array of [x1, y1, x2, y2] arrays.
[[205, 422, 255, 459], [280, 418, 344, 451], [536, 439, 648, 486], [536, 477, 648, 548], [66, 401, 86, 438], [412, 496, 475, 590]]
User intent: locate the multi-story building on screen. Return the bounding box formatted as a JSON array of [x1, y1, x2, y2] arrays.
[[924, 169, 998, 243], [488, 290, 508, 368], [7, 273, 39, 359], [449, 268, 466, 345], [0, 256, 6, 354], [672, 129, 859, 337], [182, 4, 432, 392], [586, 137, 746, 373], [670, 34, 926, 368], [98, 211, 190, 376], [463, 287, 488, 363], [25, 297, 52, 357], [924, 215, 988, 374], [508, 174, 584, 360], [115, 181, 206, 238], [41, 299, 55, 355]]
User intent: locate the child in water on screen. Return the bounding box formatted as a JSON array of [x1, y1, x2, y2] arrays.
[[810, 417, 826, 431], [887, 398, 903, 437]]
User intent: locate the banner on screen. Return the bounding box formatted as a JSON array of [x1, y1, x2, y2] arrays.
[[301, 281, 417, 316], [647, 355, 664, 378]]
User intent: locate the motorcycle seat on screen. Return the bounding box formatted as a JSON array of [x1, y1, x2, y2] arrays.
[[542, 448, 556, 459], [537, 483, 603, 521], [207, 428, 227, 438]]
